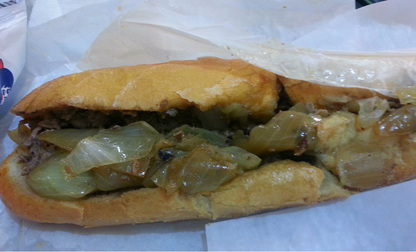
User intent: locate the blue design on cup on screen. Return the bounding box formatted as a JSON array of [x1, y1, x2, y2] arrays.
[[0, 59, 14, 106]]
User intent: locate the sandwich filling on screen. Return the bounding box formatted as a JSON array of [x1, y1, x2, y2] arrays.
[[8, 93, 416, 200]]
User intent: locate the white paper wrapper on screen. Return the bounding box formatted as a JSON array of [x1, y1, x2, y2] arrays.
[[78, 0, 355, 69], [1, 0, 416, 250], [206, 180, 416, 251], [79, 0, 416, 98]]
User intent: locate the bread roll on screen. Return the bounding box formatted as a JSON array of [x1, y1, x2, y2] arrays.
[[12, 57, 279, 121], [1, 148, 351, 227], [1, 57, 414, 227]]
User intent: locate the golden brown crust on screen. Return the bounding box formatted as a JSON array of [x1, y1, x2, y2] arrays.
[[278, 75, 396, 110], [81, 188, 212, 227], [0, 150, 212, 226], [12, 58, 279, 121], [209, 160, 325, 219], [0, 150, 349, 227], [0, 151, 84, 225]]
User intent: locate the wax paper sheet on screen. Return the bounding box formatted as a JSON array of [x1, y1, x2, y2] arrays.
[[0, 0, 415, 250]]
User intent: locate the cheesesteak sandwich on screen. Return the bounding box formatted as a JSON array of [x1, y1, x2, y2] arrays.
[[1, 57, 415, 227]]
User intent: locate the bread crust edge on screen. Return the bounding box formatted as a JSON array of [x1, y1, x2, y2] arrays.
[[0, 150, 351, 227]]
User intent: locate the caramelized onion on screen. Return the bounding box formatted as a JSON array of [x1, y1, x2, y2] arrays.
[[37, 128, 99, 151], [356, 97, 389, 130], [221, 103, 250, 125], [92, 167, 142, 191], [61, 121, 160, 174], [335, 141, 392, 190], [7, 123, 31, 145], [377, 104, 416, 136], [395, 86, 416, 105], [193, 107, 228, 131], [152, 145, 260, 194], [238, 111, 319, 156], [26, 151, 97, 200], [167, 125, 228, 148]]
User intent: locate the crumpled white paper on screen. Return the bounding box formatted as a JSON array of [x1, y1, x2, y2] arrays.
[[206, 180, 416, 251], [0, 0, 416, 250], [225, 0, 416, 97], [78, 0, 355, 69], [79, 0, 416, 97]]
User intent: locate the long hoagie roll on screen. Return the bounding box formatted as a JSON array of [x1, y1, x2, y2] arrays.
[[1, 57, 415, 227]]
